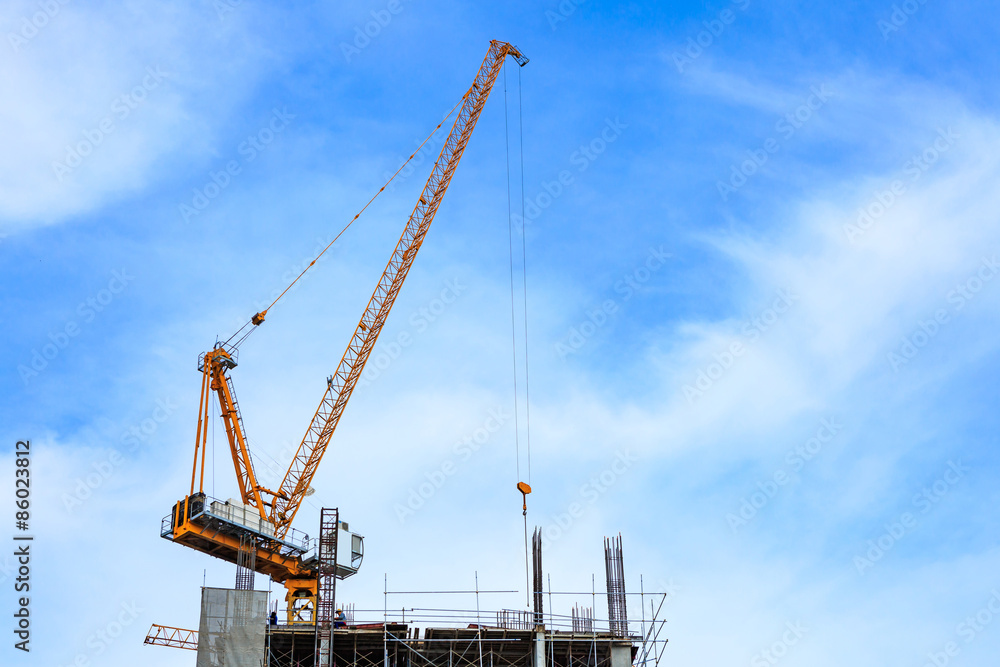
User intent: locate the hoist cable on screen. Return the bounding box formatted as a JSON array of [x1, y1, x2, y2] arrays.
[[523, 511, 531, 607], [505, 60, 531, 609], [222, 93, 468, 351], [517, 63, 531, 486], [211, 393, 216, 497], [503, 60, 522, 483]]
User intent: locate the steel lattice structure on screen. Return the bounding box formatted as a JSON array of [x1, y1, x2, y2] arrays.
[[144, 623, 198, 650], [604, 535, 628, 637], [163, 40, 529, 623]]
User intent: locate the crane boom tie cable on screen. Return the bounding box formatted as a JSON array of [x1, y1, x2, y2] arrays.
[[516, 63, 533, 606], [222, 93, 468, 351], [503, 60, 522, 593], [518, 60, 531, 487], [504, 60, 532, 608], [504, 60, 522, 483]]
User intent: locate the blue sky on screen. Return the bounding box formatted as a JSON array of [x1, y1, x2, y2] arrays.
[[3, 1, 1000, 666]]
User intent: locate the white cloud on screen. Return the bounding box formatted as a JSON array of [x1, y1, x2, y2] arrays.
[[0, 1, 279, 230], [533, 92, 1000, 467]]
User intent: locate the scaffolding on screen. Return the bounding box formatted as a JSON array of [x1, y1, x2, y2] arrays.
[[264, 587, 668, 667], [190, 532, 668, 667], [497, 609, 535, 630], [197, 586, 268, 667], [266, 618, 637, 667]]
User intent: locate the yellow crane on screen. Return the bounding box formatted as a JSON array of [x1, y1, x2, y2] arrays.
[[143, 624, 198, 651], [161, 40, 529, 623]]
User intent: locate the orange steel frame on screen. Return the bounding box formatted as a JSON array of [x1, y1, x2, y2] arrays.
[[144, 623, 198, 650], [172, 39, 528, 619], [167, 495, 309, 581]]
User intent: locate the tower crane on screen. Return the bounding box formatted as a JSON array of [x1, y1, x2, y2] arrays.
[[161, 40, 529, 623]]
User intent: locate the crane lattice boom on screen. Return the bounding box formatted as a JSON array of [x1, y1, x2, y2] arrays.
[[270, 40, 528, 537]]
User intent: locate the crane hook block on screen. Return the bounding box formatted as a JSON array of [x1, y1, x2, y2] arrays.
[[252, 311, 267, 326], [517, 481, 531, 514]]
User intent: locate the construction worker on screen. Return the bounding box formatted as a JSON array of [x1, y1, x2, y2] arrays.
[[334, 608, 347, 628]]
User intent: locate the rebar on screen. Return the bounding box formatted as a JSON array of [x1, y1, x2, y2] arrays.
[[603, 535, 627, 637]]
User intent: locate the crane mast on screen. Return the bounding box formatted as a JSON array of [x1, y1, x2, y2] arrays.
[[162, 40, 528, 623]]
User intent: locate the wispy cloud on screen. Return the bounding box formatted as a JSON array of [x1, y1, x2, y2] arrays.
[[0, 2, 281, 229]]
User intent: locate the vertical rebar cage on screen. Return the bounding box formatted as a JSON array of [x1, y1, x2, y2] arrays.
[[604, 535, 628, 637], [235, 533, 257, 591], [571, 605, 594, 633], [532, 527, 544, 626]]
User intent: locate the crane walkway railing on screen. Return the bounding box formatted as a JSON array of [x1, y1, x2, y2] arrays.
[[160, 492, 312, 558]]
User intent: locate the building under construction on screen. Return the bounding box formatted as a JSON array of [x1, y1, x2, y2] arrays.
[[148, 528, 668, 667]]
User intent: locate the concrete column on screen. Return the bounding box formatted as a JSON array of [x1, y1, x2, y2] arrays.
[[534, 629, 546, 667], [610, 642, 631, 667]]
